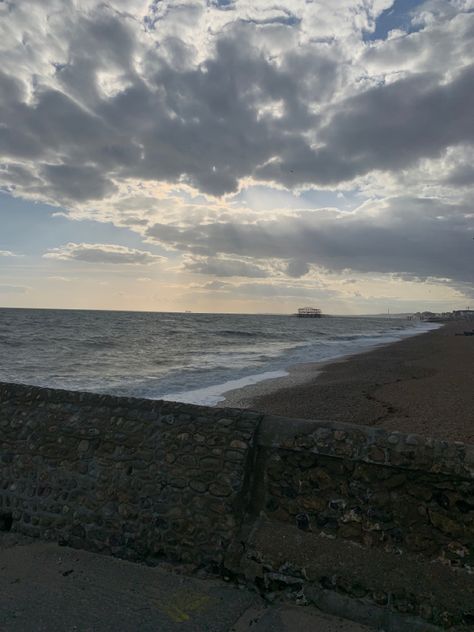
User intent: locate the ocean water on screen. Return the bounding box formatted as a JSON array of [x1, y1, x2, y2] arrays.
[[0, 308, 438, 406]]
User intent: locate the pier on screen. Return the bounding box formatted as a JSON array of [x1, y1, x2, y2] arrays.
[[296, 307, 322, 318]]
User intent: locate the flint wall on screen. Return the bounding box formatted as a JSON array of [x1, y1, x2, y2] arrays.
[[1, 382, 473, 573], [0, 382, 262, 567]]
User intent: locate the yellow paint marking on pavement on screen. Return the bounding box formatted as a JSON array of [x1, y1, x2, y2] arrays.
[[158, 590, 214, 623], [162, 604, 191, 623]]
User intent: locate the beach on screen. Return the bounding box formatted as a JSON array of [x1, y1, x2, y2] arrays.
[[223, 321, 474, 444]]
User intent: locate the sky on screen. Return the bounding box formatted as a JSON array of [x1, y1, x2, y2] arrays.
[[0, 0, 473, 314]]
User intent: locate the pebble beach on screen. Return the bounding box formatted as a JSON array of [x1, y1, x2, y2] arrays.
[[223, 321, 474, 444]]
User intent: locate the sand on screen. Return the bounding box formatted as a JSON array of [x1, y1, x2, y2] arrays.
[[222, 321, 474, 444]]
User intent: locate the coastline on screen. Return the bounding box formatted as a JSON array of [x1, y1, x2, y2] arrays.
[[220, 323, 439, 409], [220, 359, 336, 408], [164, 320, 438, 406], [222, 320, 474, 444]]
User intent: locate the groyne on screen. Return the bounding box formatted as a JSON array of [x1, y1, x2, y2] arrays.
[[1, 382, 473, 629]]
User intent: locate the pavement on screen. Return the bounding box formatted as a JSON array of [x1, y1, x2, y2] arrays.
[[0, 534, 374, 632]]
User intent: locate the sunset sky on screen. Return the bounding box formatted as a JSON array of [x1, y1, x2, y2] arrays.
[[1, 0, 473, 314]]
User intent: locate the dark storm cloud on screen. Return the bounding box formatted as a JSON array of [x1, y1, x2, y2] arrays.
[[444, 164, 474, 187], [42, 165, 117, 202], [0, 80, 108, 159], [147, 196, 474, 284], [0, 10, 337, 199], [286, 259, 310, 278], [257, 64, 474, 187], [116, 32, 330, 195], [1, 3, 474, 200]]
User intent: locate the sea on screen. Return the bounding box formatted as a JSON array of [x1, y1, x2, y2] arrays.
[[0, 308, 438, 406]]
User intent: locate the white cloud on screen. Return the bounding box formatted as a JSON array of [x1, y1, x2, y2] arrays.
[[194, 280, 233, 291], [43, 243, 164, 265], [0, 250, 22, 257]]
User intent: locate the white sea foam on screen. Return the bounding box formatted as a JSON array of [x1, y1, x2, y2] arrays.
[[161, 370, 289, 406], [160, 321, 441, 406]]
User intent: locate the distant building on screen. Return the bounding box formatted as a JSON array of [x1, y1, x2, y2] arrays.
[[453, 309, 474, 319], [411, 309, 474, 322], [413, 311, 436, 321]]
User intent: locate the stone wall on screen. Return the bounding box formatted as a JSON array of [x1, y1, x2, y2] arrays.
[[0, 382, 262, 568], [242, 417, 474, 629], [255, 416, 474, 568], [1, 382, 474, 628]]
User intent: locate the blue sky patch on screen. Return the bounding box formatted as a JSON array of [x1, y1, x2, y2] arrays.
[[0, 193, 161, 257], [365, 0, 426, 41]]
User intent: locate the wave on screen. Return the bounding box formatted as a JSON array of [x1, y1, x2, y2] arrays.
[[213, 329, 283, 340], [82, 339, 118, 349], [327, 333, 389, 342], [0, 309, 441, 405], [155, 322, 442, 405], [161, 369, 289, 406]]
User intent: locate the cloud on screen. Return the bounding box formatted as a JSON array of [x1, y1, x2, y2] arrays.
[[231, 281, 338, 300], [0, 250, 21, 257], [256, 63, 474, 188], [444, 164, 474, 187], [41, 164, 117, 202], [286, 259, 310, 278], [4, 0, 473, 202], [146, 195, 474, 285], [182, 255, 272, 278], [43, 242, 164, 265], [0, 0, 474, 306], [191, 279, 339, 301], [0, 10, 335, 200], [197, 280, 232, 291]]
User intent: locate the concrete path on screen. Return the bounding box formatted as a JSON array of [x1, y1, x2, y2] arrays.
[[0, 534, 374, 632]]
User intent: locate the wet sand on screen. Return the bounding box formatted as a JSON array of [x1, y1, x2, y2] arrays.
[[223, 321, 474, 444]]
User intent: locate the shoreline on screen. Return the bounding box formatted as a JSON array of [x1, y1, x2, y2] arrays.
[[220, 322, 440, 410], [220, 359, 338, 409], [222, 321, 474, 444], [166, 320, 439, 407]]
